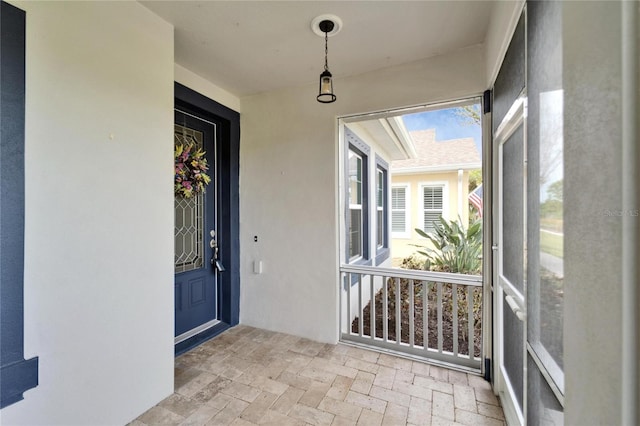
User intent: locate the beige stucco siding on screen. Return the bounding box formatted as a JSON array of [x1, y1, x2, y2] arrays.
[[390, 170, 471, 260]]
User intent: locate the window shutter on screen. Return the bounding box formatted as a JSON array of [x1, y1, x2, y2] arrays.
[[423, 186, 443, 210], [392, 187, 406, 209], [392, 212, 406, 232], [423, 211, 441, 233], [423, 185, 444, 232]]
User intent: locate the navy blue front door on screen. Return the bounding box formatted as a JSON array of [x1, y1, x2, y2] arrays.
[[174, 110, 218, 339]]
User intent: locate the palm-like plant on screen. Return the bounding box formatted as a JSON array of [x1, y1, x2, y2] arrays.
[[414, 216, 482, 274]]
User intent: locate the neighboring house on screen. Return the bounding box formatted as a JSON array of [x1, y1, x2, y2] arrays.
[[390, 129, 481, 260]]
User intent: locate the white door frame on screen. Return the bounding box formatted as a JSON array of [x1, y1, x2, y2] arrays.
[[494, 95, 527, 426]]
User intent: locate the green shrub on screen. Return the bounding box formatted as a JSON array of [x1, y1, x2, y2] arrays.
[[400, 254, 425, 271], [414, 216, 482, 274]]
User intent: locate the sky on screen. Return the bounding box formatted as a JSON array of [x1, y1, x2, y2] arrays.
[[402, 105, 482, 154]]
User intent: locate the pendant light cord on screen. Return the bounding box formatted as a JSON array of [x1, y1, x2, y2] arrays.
[[324, 31, 329, 71]]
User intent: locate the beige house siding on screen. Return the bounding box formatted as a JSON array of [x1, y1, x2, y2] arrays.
[[391, 170, 471, 260]]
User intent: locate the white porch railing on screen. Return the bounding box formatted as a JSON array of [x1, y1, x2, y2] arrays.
[[340, 264, 483, 371]]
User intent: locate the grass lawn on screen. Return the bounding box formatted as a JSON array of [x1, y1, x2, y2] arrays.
[[541, 229, 563, 258]]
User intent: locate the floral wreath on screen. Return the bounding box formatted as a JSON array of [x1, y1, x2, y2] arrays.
[[174, 143, 211, 198]]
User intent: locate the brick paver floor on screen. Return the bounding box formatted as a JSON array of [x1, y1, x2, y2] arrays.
[[131, 325, 504, 426]]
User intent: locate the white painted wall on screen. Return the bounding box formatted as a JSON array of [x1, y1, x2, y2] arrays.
[[1, 2, 175, 425], [175, 64, 241, 113], [239, 46, 485, 344]]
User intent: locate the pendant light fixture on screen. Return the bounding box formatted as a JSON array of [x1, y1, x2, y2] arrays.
[[312, 15, 342, 104]]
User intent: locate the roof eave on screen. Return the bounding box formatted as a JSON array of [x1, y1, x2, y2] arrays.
[[387, 116, 417, 159], [391, 162, 482, 174]]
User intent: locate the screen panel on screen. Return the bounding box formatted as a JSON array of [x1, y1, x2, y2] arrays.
[[528, 354, 564, 425], [503, 298, 524, 411], [502, 125, 525, 293], [493, 13, 526, 133], [527, 0, 565, 394]]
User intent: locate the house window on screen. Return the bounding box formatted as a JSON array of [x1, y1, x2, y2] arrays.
[[391, 184, 410, 237], [348, 148, 367, 261], [376, 168, 385, 249], [421, 184, 445, 233], [375, 159, 389, 265]]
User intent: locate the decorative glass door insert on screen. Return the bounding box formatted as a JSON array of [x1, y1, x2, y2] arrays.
[[175, 124, 204, 274]]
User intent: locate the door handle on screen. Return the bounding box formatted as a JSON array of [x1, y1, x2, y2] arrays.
[[505, 295, 526, 322], [212, 259, 225, 272], [208, 229, 223, 271]]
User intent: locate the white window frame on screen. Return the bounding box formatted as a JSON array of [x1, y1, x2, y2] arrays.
[[391, 183, 411, 239], [419, 181, 449, 236]]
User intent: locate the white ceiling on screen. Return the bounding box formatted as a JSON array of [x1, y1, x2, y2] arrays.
[[141, 1, 494, 97]]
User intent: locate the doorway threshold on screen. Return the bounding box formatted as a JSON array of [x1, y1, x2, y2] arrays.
[[175, 320, 231, 356]]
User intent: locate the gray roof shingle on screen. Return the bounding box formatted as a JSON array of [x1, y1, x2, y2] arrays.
[[392, 129, 481, 171]]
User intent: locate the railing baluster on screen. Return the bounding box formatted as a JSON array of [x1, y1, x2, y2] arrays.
[[383, 276, 388, 342], [395, 277, 401, 345], [358, 274, 363, 337], [339, 271, 343, 336], [370, 274, 375, 340], [339, 265, 483, 371], [453, 283, 458, 357], [346, 273, 351, 335], [437, 282, 443, 353], [468, 286, 475, 360], [423, 281, 428, 350], [409, 279, 415, 348]]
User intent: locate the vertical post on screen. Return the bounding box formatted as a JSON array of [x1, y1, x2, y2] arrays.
[[423, 281, 428, 350], [370, 274, 376, 340], [395, 277, 401, 345], [346, 273, 351, 335], [437, 282, 443, 353], [469, 286, 476, 359], [409, 280, 415, 347], [453, 284, 459, 356], [383, 277, 389, 342], [358, 274, 363, 337]]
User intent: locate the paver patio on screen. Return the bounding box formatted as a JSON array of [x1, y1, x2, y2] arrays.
[[131, 326, 504, 426]]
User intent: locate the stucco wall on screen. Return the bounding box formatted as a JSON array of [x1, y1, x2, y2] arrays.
[[238, 45, 485, 344], [1, 2, 175, 424], [563, 1, 638, 423]]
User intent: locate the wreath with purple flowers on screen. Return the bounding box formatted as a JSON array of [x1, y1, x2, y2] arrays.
[[174, 143, 211, 198]]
